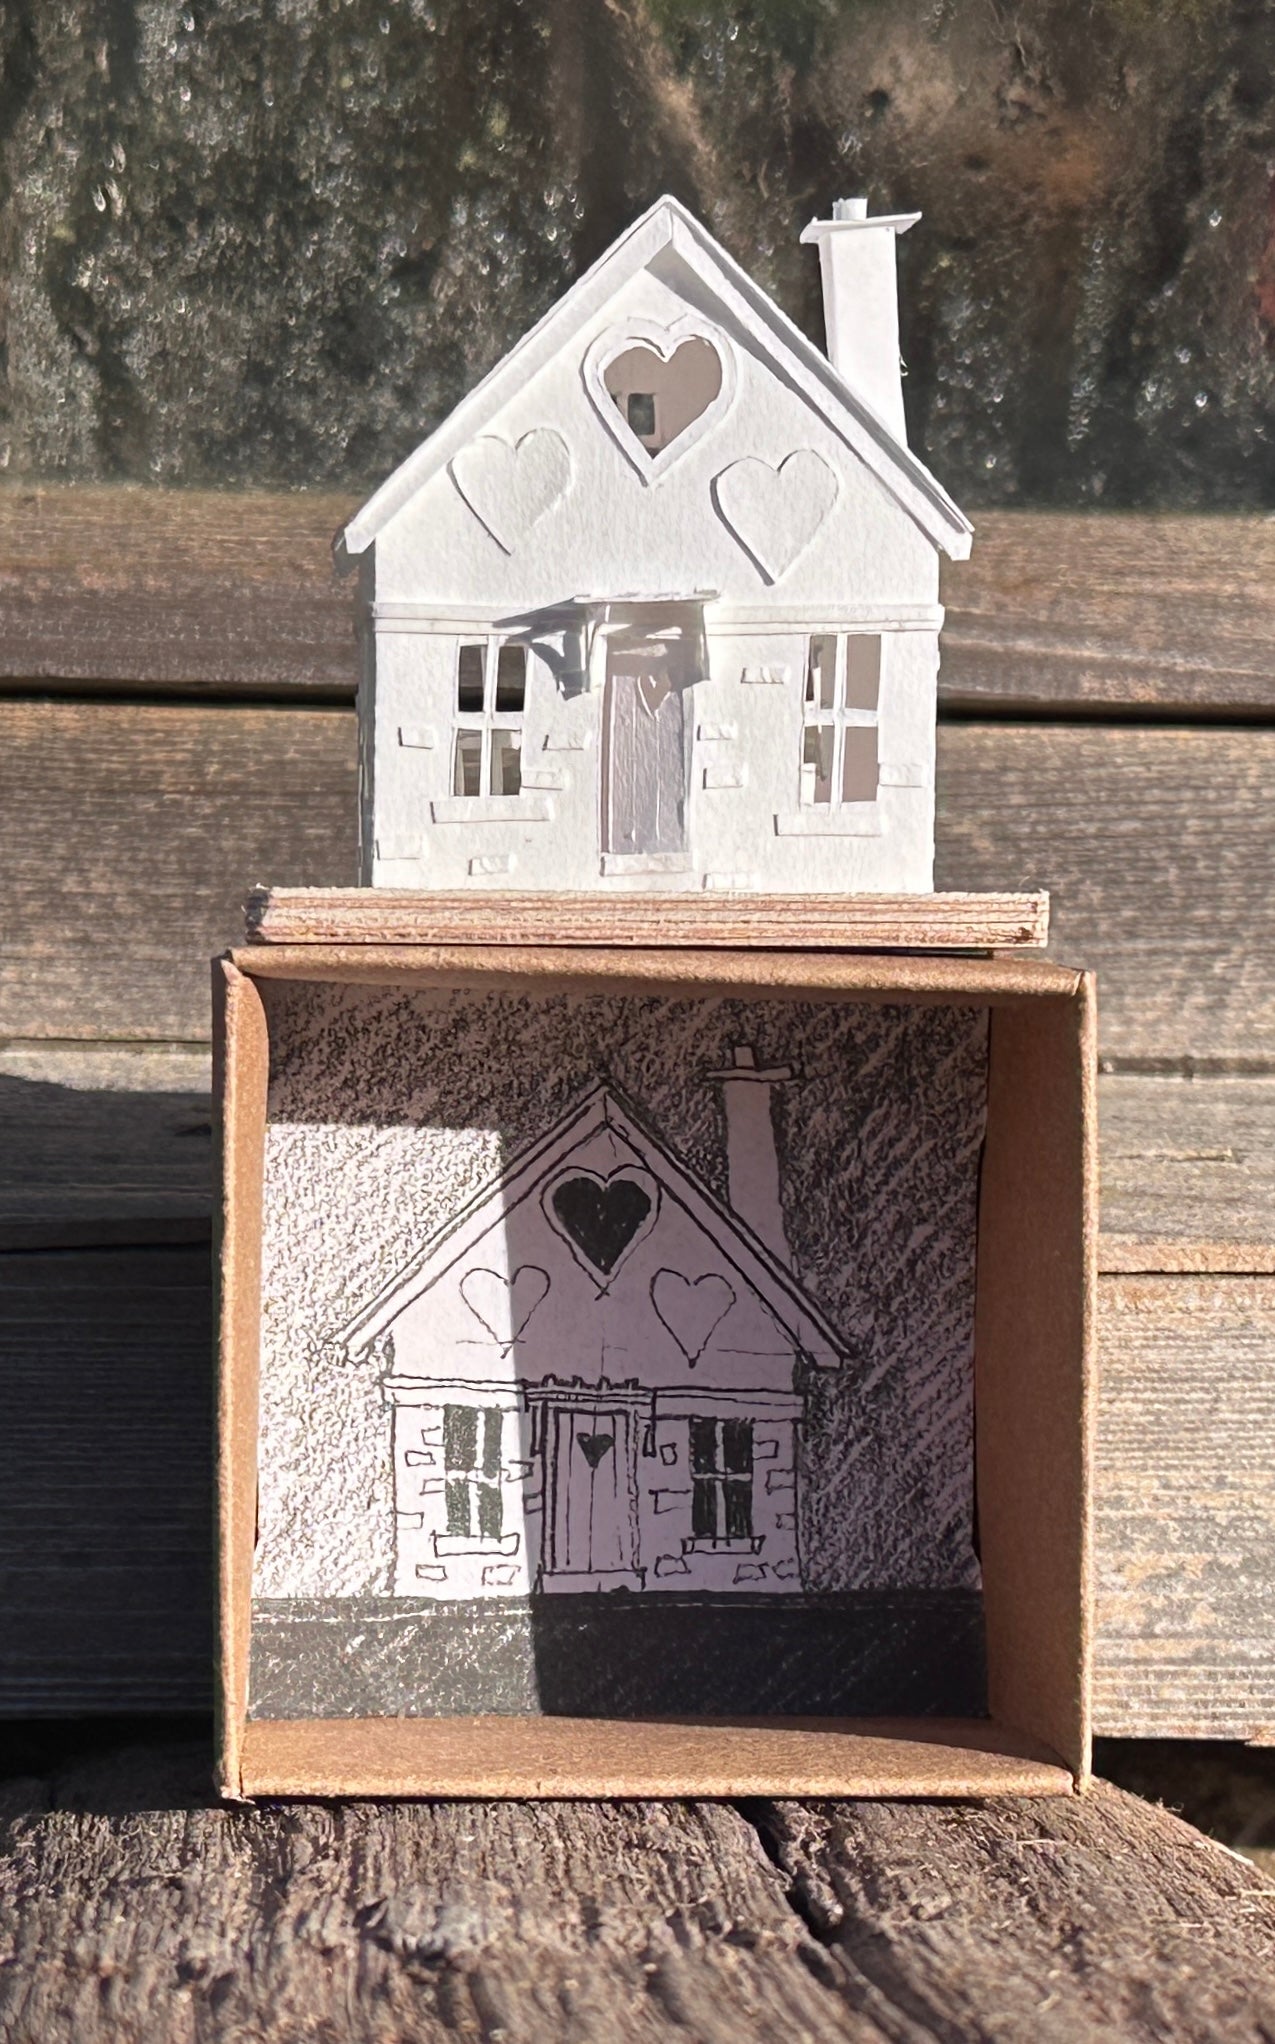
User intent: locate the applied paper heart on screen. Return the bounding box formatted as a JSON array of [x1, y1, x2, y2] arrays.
[[576, 1431, 615, 1470], [448, 428, 572, 554], [459, 1265, 550, 1346], [711, 448, 838, 583], [545, 1167, 659, 1280], [651, 1269, 736, 1365], [584, 317, 736, 483]]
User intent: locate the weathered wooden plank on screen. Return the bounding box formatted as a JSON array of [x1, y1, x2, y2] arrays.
[[1094, 1276, 1275, 1740], [5, 1054, 1272, 1270], [0, 485, 357, 694], [936, 722, 1275, 1065], [5, 700, 1271, 1061], [0, 1745, 1271, 2044], [752, 1789, 1275, 2042], [245, 886, 1051, 950], [0, 699, 357, 1041], [1100, 1073, 1275, 1271], [0, 1247, 211, 1711], [0, 1046, 211, 1243], [940, 513, 1275, 717], [2, 490, 1270, 717]]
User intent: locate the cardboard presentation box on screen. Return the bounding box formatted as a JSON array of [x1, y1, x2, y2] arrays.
[[215, 938, 1095, 1802]]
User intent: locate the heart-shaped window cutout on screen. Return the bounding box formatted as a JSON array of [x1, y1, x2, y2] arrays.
[[544, 1166, 659, 1284], [585, 318, 736, 485], [603, 339, 721, 461]]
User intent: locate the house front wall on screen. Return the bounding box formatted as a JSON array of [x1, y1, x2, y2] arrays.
[[359, 259, 942, 893]]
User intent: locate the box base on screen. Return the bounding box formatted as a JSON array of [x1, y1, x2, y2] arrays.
[[235, 1715, 1075, 1801]]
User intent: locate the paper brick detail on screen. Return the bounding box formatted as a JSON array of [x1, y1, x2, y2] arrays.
[[703, 872, 757, 892], [481, 1563, 520, 1588], [740, 664, 789, 685], [733, 1562, 767, 1583], [765, 1469, 795, 1494], [879, 762, 932, 789], [469, 853, 513, 877], [651, 1487, 692, 1514], [655, 1554, 691, 1577], [397, 724, 437, 750], [696, 720, 737, 742], [703, 763, 747, 791], [415, 1563, 448, 1583]]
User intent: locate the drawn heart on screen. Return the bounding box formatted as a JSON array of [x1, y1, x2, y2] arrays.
[[459, 1265, 550, 1346], [448, 428, 573, 555], [711, 449, 838, 584], [651, 1270, 736, 1365], [576, 1431, 615, 1470], [545, 1168, 659, 1279], [584, 317, 736, 483]]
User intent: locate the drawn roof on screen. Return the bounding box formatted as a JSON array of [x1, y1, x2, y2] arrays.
[[340, 194, 972, 562], [339, 1081, 847, 1367]]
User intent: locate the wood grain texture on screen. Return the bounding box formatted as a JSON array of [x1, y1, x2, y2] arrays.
[[0, 1046, 211, 1243], [0, 1247, 212, 1711], [936, 722, 1275, 1064], [0, 485, 357, 693], [751, 1790, 1275, 2042], [1094, 1276, 1275, 1739], [9, 701, 1271, 1060], [245, 886, 1051, 950], [940, 513, 1275, 716], [0, 699, 356, 1040], [0, 1742, 1271, 2044], [2, 490, 1270, 717], [1100, 1073, 1275, 1271]]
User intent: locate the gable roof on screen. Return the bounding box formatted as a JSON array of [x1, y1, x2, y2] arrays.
[[340, 195, 972, 562], [338, 1081, 847, 1367]]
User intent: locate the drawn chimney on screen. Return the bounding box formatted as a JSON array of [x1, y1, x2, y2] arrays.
[[706, 1045, 793, 1265], [800, 196, 920, 445]]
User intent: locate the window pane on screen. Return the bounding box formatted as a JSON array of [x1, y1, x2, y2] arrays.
[[724, 1477, 753, 1540], [443, 1404, 478, 1473], [477, 1479, 503, 1542], [456, 641, 485, 712], [445, 1476, 472, 1537], [844, 635, 881, 711], [481, 1406, 503, 1480], [453, 729, 482, 797], [490, 729, 522, 796], [626, 391, 656, 438], [806, 634, 837, 710], [689, 1417, 719, 1474], [721, 1420, 753, 1476], [691, 1475, 720, 1539], [801, 724, 834, 805], [495, 643, 526, 712], [841, 725, 879, 804]]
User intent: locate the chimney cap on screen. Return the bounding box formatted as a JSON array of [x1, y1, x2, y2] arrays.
[[800, 203, 921, 243]]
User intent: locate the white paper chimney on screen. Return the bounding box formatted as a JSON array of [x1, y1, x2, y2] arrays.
[[801, 196, 921, 445], [706, 1045, 793, 1265]]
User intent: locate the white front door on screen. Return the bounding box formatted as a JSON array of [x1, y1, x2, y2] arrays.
[[603, 644, 687, 857]]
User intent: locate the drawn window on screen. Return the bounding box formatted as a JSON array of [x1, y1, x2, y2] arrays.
[[800, 634, 881, 806], [689, 1417, 753, 1541], [443, 1402, 503, 1541], [452, 638, 526, 797]]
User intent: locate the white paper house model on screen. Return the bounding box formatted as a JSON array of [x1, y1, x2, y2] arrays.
[[340, 195, 973, 896]]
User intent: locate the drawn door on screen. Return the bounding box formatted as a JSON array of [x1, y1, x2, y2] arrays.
[[604, 648, 686, 856], [549, 1407, 639, 1586]]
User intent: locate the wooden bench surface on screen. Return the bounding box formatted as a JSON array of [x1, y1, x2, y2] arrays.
[[0, 489, 1273, 1742], [1, 1734, 1273, 2042]]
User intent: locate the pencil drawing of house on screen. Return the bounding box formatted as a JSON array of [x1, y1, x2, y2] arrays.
[[338, 1051, 847, 1600], [338, 193, 972, 896]]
